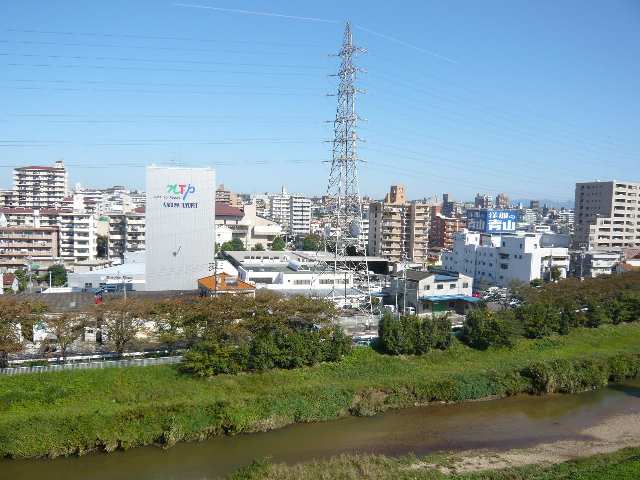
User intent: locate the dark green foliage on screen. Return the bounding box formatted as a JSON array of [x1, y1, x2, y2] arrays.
[[47, 264, 68, 287], [271, 237, 285, 251], [378, 313, 452, 355], [221, 238, 245, 251], [180, 340, 246, 377], [585, 301, 611, 328], [461, 309, 514, 349], [302, 234, 321, 251], [517, 302, 561, 338]]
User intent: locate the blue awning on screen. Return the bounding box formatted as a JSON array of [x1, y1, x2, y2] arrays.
[[419, 295, 480, 303]]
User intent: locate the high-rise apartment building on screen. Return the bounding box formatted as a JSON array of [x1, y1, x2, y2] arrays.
[[107, 208, 146, 261], [0, 225, 60, 271], [574, 181, 640, 249], [474, 193, 494, 209], [216, 184, 244, 209], [495, 193, 510, 209], [268, 186, 311, 236], [429, 214, 466, 250], [13, 160, 68, 209], [368, 185, 431, 263]]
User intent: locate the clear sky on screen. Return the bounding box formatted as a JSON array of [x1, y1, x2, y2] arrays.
[[1, 0, 639, 203]]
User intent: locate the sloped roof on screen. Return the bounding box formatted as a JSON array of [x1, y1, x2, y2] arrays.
[[215, 202, 244, 217], [198, 272, 255, 292]]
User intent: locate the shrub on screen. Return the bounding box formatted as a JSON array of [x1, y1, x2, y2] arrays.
[[377, 313, 453, 355], [517, 303, 561, 339], [461, 309, 513, 350]]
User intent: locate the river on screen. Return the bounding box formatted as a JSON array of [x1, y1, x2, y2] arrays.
[[3, 379, 640, 479]]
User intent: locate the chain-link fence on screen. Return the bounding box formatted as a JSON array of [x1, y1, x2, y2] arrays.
[[0, 355, 183, 376]]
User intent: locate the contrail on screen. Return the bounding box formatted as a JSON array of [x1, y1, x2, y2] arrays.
[[354, 24, 458, 64], [173, 3, 339, 24]]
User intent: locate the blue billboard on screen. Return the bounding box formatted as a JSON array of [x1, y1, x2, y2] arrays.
[[466, 209, 517, 233]]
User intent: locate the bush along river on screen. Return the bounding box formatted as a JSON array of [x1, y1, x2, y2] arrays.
[[3, 378, 640, 480]]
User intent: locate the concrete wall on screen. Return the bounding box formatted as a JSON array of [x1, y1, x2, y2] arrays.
[[145, 166, 215, 291]]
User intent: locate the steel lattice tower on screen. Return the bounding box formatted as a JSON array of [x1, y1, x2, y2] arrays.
[[326, 21, 366, 255], [319, 21, 372, 317]]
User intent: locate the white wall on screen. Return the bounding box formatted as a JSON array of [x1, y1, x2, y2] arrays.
[[145, 166, 216, 291]]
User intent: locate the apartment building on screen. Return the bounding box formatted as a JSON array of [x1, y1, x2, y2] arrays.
[[442, 230, 569, 288], [368, 185, 431, 263], [107, 208, 146, 261], [0, 226, 60, 271], [12, 160, 68, 209], [574, 181, 640, 249], [429, 214, 466, 251], [216, 184, 244, 209], [0, 208, 97, 264], [495, 193, 510, 209], [215, 202, 282, 249], [267, 186, 311, 236]]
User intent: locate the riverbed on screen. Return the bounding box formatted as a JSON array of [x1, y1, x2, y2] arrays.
[[3, 379, 640, 479]]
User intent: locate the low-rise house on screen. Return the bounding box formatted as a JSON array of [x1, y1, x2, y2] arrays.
[[197, 272, 256, 297]]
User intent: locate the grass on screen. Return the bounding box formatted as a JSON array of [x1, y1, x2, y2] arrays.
[[1, 323, 640, 459], [228, 447, 640, 479]]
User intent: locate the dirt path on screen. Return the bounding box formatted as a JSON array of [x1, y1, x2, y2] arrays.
[[423, 412, 640, 474]]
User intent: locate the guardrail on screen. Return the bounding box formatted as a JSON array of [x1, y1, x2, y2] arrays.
[[0, 355, 183, 376]]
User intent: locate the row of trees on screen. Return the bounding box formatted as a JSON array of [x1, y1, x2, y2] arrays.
[[377, 313, 452, 355], [219, 237, 286, 252], [379, 272, 640, 355], [0, 292, 350, 374]]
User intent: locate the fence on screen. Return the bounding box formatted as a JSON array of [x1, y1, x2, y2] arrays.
[[0, 355, 183, 376]]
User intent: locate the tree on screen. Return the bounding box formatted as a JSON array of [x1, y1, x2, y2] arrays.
[[96, 299, 149, 354], [302, 234, 321, 251], [47, 313, 86, 360], [221, 238, 245, 251], [97, 235, 108, 258], [461, 309, 514, 350], [0, 299, 47, 368], [550, 266, 562, 282], [271, 236, 286, 251], [14, 269, 28, 292], [517, 303, 561, 339], [47, 264, 68, 287], [253, 243, 264, 251]]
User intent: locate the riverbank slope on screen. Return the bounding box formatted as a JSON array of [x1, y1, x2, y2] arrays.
[[1, 323, 640, 459]]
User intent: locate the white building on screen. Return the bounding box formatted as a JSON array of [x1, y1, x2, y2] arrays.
[[215, 202, 282, 249], [570, 249, 623, 278], [442, 230, 569, 288], [12, 160, 68, 209], [68, 251, 146, 292], [388, 270, 475, 316], [268, 186, 311, 236], [107, 208, 145, 262], [145, 166, 216, 291], [574, 180, 640, 249]]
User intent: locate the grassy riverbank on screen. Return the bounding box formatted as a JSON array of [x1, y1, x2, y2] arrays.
[[229, 447, 640, 479], [2, 323, 640, 459]]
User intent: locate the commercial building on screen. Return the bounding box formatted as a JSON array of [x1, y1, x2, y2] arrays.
[[442, 230, 569, 288], [67, 252, 146, 292], [12, 160, 68, 209], [388, 269, 476, 316], [145, 166, 216, 291], [466, 208, 518, 234], [574, 180, 640, 249], [368, 185, 431, 263]]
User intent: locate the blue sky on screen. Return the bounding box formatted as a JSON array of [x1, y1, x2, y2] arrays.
[[1, 0, 639, 203]]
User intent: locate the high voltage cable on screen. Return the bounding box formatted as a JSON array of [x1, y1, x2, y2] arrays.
[[5, 28, 326, 48], [3, 63, 319, 76], [0, 39, 304, 56], [3, 86, 320, 97], [0, 52, 325, 69]]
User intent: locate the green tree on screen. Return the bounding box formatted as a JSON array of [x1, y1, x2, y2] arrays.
[[0, 299, 46, 367], [271, 237, 286, 251], [96, 299, 149, 354], [461, 309, 514, 350], [253, 243, 264, 251], [97, 235, 108, 258], [550, 266, 562, 282], [14, 269, 28, 292], [47, 264, 68, 287], [46, 313, 86, 360], [517, 303, 561, 339], [302, 234, 321, 251], [221, 238, 245, 251]]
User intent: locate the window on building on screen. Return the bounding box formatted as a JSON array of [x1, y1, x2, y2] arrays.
[[437, 284, 443, 290], [500, 263, 508, 269], [449, 283, 456, 289], [463, 282, 469, 288]]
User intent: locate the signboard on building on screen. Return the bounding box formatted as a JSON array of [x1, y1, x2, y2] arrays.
[[466, 209, 517, 233], [145, 166, 216, 291]]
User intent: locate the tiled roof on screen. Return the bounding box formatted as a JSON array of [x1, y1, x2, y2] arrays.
[[2, 273, 16, 286], [215, 202, 243, 217]]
